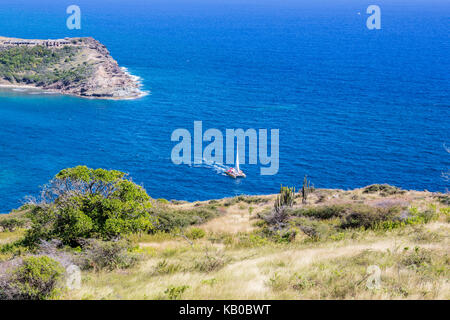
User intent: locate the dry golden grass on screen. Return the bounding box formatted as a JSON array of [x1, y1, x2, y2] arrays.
[[62, 216, 449, 300], [64, 230, 448, 299], [2, 187, 449, 300], [0, 229, 25, 245], [199, 205, 256, 234]]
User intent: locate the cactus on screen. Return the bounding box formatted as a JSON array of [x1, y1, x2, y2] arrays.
[[301, 175, 314, 204], [268, 185, 295, 226], [274, 185, 295, 213]]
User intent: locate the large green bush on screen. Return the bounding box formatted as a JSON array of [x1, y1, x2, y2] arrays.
[[1, 256, 65, 300], [23, 166, 156, 247]]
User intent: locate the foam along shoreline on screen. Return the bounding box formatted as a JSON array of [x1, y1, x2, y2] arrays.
[[0, 83, 148, 100], [0, 68, 148, 100], [119, 67, 150, 100], [0, 84, 64, 96]]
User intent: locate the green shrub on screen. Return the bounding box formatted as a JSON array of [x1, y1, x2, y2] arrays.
[[185, 227, 206, 240], [223, 199, 236, 207], [77, 239, 139, 271], [234, 234, 269, 248], [11, 203, 35, 213], [223, 195, 269, 206], [404, 207, 438, 225], [164, 285, 189, 300], [0, 240, 27, 257], [0, 217, 27, 232], [23, 166, 155, 247], [273, 228, 297, 243], [293, 217, 334, 240], [241, 196, 269, 205], [153, 207, 219, 232], [340, 205, 400, 229], [363, 184, 405, 196], [194, 248, 227, 273], [4, 256, 65, 300], [436, 194, 450, 206], [440, 207, 450, 216], [201, 278, 217, 286], [156, 198, 170, 205], [170, 200, 188, 205], [153, 260, 181, 275], [400, 247, 432, 270], [292, 205, 347, 220]]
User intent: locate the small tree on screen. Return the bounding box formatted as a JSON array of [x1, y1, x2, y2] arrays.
[[24, 166, 156, 247], [301, 175, 314, 204]]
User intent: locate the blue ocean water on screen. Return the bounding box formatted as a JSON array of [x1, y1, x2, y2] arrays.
[[0, 0, 449, 213]]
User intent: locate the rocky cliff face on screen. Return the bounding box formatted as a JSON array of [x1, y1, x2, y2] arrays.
[[0, 36, 146, 100]]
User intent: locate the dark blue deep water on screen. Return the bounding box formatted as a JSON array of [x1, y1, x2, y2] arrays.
[[0, 0, 449, 212]]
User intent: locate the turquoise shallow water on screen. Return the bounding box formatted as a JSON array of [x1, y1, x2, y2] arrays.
[[0, 0, 449, 212]]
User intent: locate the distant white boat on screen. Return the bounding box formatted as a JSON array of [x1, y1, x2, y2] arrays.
[[226, 148, 246, 179]]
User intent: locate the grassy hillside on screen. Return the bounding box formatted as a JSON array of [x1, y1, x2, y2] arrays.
[[0, 45, 91, 86], [1, 181, 448, 300]]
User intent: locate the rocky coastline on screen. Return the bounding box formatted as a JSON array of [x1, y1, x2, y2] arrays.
[[0, 36, 146, 100]]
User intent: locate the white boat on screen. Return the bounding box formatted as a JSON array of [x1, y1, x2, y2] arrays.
[[226, 148, 246, 179]]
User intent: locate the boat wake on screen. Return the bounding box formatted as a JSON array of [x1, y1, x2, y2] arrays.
[[193, 158, 229, 176]]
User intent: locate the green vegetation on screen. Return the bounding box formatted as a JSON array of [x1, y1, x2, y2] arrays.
[[263, 246, 449, 299], [77, 239, 139, 271], [185, 227, 206, 240], [0, 256, 65, 300], [23, 166, 156, 247], [193, 248, 227, 273], [436, 193, 450, 206], [265, 186, 295, 224], [153, 260, 182, 275], [0, 171, 448, 300], [258, 186, 298, 242], [292, 204, 347, 219], [0, 217, 27, 232], [363, 184, 406, 196], [152, 206, 219, 232], [223, 195, 269, 207], [0, 45, 91, 86], [275, 186, 295, 211], [164, 285, 190, 300], [259, 191, 441, 243], [301, 175, 314, 204]]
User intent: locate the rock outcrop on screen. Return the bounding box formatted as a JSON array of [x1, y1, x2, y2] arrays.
[[0, 36, 146, 100]]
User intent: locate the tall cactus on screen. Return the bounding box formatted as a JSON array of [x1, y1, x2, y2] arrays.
[[274, 185, 295, 213], [301, 175, 314, 204]]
